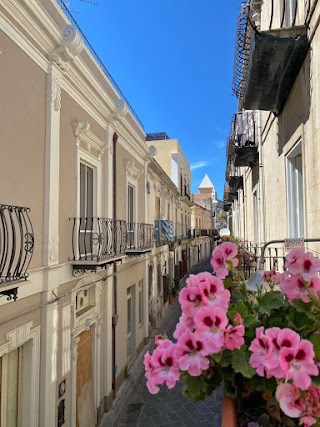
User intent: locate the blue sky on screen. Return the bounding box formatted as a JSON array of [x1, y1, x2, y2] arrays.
[[66, 0, 240, 199]]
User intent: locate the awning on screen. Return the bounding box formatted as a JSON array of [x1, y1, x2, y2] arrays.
[[242, 26, 309, 116]]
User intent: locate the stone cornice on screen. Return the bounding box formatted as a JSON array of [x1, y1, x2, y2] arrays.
[[72, 121, 108, 160], [148, 158, 180, 197], [2, 0, 147, 157], [124, 159, 143, 181]]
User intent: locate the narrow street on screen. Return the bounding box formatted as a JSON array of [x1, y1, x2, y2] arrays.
[[102, 260, 223, 427]]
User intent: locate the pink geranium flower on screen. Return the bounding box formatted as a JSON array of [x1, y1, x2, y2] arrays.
[[294, 252, 320, 281], [284, 249, 306, 275], [198, 275, 230, 311], [175, 330, 210, 376], [173, 315, 195, 340], [194, 306, 229, 353], [276, 383, 303, 418], [279, 339, 319, 390], [249, 327, 273, 376], [186, 272, 212, 288], [150, 345, 180, 388], [280, 275, 312, 303], [210, 248, 229, 279], [178, 286, 204, 317], [224, 325, 245, 350], [264, 328, 300, 378], [219, 242, 238, 260]]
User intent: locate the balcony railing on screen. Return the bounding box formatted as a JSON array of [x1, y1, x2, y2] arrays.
[[192, 229, 214, 238], [175, 223, 192, 241], [155, 220, 174, 247], [70, 218, 126, 273], [0, 205, 34, 299], [126, 223, 154, 253]]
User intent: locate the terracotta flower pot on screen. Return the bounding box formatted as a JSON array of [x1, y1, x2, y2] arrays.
[[235, 253, 242, 269], [222, 396, 237, 427], [169, 293, 176, 305]]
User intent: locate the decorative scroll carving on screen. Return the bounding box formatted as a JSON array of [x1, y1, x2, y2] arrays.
[[72, 121, 90, 146], [51, 25, 84, 72]]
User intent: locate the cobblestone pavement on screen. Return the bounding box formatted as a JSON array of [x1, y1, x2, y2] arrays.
[[102, 259, 223, 427]]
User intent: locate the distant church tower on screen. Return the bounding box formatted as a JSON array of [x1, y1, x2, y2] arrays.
[[193, 174, 218, 214]]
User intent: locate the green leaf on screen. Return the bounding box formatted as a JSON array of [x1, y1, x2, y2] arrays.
[[311, 374, 320, 386], [182, 374, 210, 401], [220, 350, 233, 367], [231, 348, 255, 378], [258, 291, 284, 314], [290, 299, 313, 315], [224, 277, 236, 288], [309, 334, 320, 360], [251, 375, 277, 393]]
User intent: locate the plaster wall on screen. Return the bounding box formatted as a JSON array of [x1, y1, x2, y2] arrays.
[[0, 30, 46, 269]]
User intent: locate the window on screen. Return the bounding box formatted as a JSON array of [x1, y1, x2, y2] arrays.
[[127, 287, 133, 358], [127, 184, 135, 247], [0, 347, 23, 427], [80, 162, 94, 257], [75, 286, 95, 318], [138, 279, 143, 326], [284, 0, 297, 27], [286, 141, 304, 238], [253, 191, 259, 245]]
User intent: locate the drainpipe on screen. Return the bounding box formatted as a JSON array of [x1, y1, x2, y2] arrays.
[[112, 131, 118, 399], [257, 110, 266, 244]]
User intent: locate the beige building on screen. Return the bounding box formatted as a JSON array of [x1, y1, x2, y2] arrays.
[[0, 0, 163, 425], [226, 0, 320, 259]]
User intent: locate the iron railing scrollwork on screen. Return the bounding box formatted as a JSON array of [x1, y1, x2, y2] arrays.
[[126, 223, 154, 250], [70, 217, 127, 262], [0, 204, 34, 285]]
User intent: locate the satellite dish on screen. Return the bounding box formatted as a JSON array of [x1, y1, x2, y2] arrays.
[[219, 228, 230, 238], [149, 145, 157, 156]]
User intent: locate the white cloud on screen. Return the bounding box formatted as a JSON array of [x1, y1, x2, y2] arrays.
[[215, 139, 226, 150], [190, 161, 208, 171]]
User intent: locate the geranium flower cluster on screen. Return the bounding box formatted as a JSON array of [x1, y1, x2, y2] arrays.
[[280, 248, 320, 302], [276, 383, 320, 427], [144, 242, 320, 426], [144, 244, 245, 394], [249, 326, 318, 389]]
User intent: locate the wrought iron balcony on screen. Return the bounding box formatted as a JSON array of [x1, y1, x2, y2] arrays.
[[126, 223, 154, 254], [233, 1, 309, 116], [70, 217, 126, 275], [155, 220, 174, 247], [192, 229, 214, 238], [175, 223, 192, 241], [0, 204, 34, 300], [229, 175, 244, 191]]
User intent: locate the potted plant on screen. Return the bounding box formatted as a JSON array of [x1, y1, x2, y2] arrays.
[[169, 277, 180, 305], [144, 243, 320, 427]]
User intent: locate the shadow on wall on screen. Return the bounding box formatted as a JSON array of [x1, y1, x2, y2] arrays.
[[277, 51, 311, 155]]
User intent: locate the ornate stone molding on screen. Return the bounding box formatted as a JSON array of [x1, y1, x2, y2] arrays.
[[6, 321, 33, 352], [107, 99, 128, 125], [124, 159, 143, 181], [47, 74, 61, 111], [72, 121, 90, 146], [48, 234, 58, 264], [51, 25, 84, 72]]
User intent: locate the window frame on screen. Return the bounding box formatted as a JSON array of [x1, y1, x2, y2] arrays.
[[286, 140, 304, 238]]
